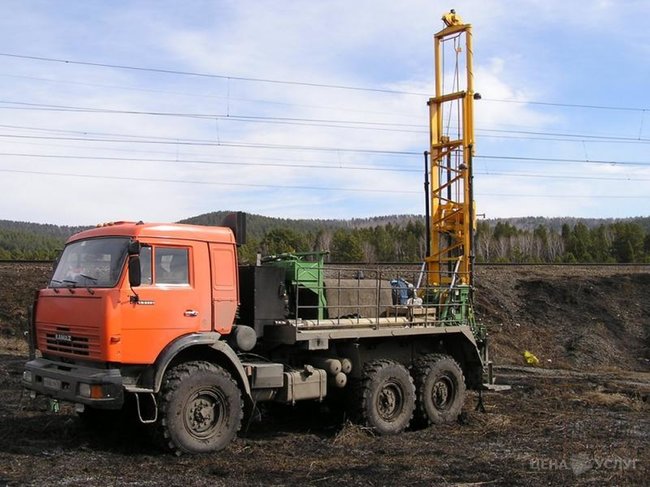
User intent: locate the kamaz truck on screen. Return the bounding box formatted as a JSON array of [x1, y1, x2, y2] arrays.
[[22, 11, 488, 454]]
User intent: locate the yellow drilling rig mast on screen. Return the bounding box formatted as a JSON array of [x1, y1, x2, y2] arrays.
[[426, 10, 478, 287]]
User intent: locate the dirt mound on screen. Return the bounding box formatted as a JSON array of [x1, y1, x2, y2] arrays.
[[475, 265, 650, 371]]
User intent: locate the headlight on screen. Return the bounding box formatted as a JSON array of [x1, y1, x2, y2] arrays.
[[22, 370, 32, 383], [79, 383, 91, 398]]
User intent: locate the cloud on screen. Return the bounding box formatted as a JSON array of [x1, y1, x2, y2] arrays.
[[0, 1, 648, 225]]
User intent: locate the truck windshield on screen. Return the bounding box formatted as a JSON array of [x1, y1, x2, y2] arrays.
[[50, 237, 130, 288]]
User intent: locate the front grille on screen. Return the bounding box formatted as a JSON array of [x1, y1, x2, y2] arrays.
[[39, 324, 101, 358], [45, 332, 90, 356]]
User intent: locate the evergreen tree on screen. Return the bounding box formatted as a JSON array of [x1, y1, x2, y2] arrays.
[[260, 228, 310, 255], [330, 230, 364, 262], [611, 222, 645, 262]]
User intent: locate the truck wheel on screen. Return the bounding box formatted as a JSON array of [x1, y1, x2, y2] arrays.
[[157, 361, 243, 454], [354, 359, 415, 435], [413, 354, 466, 425]]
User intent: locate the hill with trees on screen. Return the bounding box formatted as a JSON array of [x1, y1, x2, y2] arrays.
[[1, 214, 649, 263]]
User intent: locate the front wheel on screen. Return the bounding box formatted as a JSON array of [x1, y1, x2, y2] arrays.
[[156, 361, 243, 454]]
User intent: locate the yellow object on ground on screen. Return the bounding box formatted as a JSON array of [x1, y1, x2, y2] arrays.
[[523, 350, 539, 365]]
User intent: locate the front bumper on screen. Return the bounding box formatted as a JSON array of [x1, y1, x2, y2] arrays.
[[23, 357, 124, 409]]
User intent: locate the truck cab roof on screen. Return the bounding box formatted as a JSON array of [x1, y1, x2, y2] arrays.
[[68, 221, 236, 245]]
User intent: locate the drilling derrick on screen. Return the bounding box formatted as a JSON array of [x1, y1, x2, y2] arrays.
[[426, 10, 477, 287]]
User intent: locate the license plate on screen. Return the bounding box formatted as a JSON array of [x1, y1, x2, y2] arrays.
[[43, 377, 61, 390]]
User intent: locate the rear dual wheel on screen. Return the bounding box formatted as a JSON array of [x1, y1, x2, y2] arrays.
[[352, 359, 416, 435], [412, 354, 466, 425]]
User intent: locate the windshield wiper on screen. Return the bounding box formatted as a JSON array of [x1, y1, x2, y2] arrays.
[[62, 279, 77, 288], [79, 274, 98, 294]]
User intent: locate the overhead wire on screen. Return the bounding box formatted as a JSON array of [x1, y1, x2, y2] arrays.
[[1, 54, 648, 201], [2, 132, 650, 169], [0, 52, 421, 95], [3, 100, 650, 147], [0, 151, 422, 173], [3, 147, 650, 182], [0, 133, 419, 155], [1, 51, 648, 111], [2, 167, 648, 199], [0, 134, 650, 172], [0, 168, 421, 194]]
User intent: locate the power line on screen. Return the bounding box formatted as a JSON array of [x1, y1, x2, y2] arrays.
[[3, 132, 650, 169], [0, 133, 419, 156], [479, 127, 650, 143], [0, 72, 416, 119], [2, 167, 648, 199], [477, 155, 650, 167], [0, 52, 420, 96], [0, 128, 396, 165], [3, 73, 648, 137], [2, 99, 649, 144], [0, 168, 420, 194], [0, 99, 426, 130], [0, 152, 421, 173], [1, 52, 648, 112], [3, 132, 650, 168], [3, 151, 650, 182], [482, 97, 648, 113], [475, 171, 650, 182], [479, 193, 650, 199]]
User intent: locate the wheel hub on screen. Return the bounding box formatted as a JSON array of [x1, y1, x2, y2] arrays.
[[432, 377, 453, 410], [185, 391, 224, 438], [377, 382, 403, 421]]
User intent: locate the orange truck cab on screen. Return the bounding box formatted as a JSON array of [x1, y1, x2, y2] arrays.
[[23, 221, 249, 409]]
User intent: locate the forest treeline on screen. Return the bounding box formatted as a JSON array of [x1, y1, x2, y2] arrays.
[[1, 214, 649, 263]]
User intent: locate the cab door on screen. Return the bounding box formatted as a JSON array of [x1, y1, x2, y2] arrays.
[[117, 240, 211, 364], [209, 242, 238, 334]]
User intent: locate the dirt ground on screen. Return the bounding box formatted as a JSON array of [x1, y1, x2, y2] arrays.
[[0, 263, 649, 486]]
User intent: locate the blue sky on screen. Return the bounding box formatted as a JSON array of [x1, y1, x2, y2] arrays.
[[0, 0, 648, 226]]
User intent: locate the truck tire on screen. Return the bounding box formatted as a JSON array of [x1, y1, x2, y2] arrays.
[[352, 359, 415, 435], [412, 354, 466, 425], [157, 361, 243, 454]]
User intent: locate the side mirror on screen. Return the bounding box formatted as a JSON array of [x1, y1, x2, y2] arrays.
[[128, 256, 141, 287], [128, 240, 141, 255]]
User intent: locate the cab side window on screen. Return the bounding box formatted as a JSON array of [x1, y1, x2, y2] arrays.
[[139, 246, 153, 285], [155, 247, 189, 285]]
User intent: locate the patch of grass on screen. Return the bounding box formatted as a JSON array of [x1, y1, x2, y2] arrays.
[[0, 336, 29, 356]]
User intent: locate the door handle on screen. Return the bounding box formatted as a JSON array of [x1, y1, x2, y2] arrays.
[[184, 310, 199, 317]]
